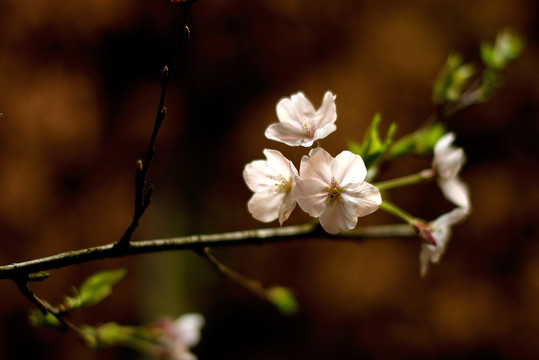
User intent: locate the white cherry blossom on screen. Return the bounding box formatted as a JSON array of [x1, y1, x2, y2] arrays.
[[419, 208, 469, 277], [243, 149, 298, 224], [156, 313, 205, 360], [265, 91, 337, 147], [433, 132, 470, 209], [295, 148, 381, 234]]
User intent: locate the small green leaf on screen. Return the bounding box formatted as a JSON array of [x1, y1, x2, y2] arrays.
[[29, 310, 61, 328], [480, 28, 524, 99], [432, 53, 476, 104], [348, 113, 396, 170], [481, 28, 525, 70], [389, 122, 446, 159], [64, 268, 127, 310], [85, 322, 159, 353], [266, 286, 298, 315]]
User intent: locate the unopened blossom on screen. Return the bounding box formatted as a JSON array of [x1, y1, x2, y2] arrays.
[[419, 208, 469, 277], [433, 132, 470, 209], [265, 91, 337, 147], [243, 149, 298, 224], [295, 148, 381, 234], [156, 313, 205, 360]]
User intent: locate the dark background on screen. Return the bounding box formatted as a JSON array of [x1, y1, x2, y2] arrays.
[[0, 0, 538, 359]]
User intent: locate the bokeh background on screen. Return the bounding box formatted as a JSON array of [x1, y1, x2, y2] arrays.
[[0, 0, 538, 359]]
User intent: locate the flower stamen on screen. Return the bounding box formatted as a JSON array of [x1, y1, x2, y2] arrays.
[[325, 177, 342, 201]]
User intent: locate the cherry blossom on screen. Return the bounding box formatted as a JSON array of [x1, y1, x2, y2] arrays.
[[433, 132, 470, 209], [418, 208, 469, 277], [243, 149, 298, 224], [265, 91, 337, 147], [295, 148, 381, 234], [156, 313, 205, 360]]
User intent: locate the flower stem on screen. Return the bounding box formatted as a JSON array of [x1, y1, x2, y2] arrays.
[[374, 169, 435, 191], [379, 200, 417, 225]]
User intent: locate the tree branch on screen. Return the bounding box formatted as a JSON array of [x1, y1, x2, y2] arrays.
[[0, 223, 416, 280]]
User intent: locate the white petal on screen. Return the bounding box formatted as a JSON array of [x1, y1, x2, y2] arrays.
[[247, 192, 285, 222], [438, 178, 470, 210], [289, 92, 316, 115], [314, 91, 337, 128], [312, 123, 337, 143], [299, 148, 333, 184], [419, 207, 469, 277], [263, 149, 296, 178], [243, 160, 278, 192], [295, 179, 328, 217], [434, 132, 456, 155], [265, 122, 310, 147], [174, 313, 205, 347], [278, 191, 297, 225], [433, 132, 466, 180], [276, 94, 312, 126], [437, 148, 465, 179], [432, 207, 469, 229], [419, 243, 439, 277], [331, 151, 367, 186], [341, 182, 381, 217], [319, 200, 357, 234]]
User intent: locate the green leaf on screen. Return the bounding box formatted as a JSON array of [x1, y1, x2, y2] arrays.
[[388, 122, 446, 159], [64, 268, 127, 311], [83, 322, 160, 353], [480, 28, 524, 99], [266, 286, 298, 315], [432, 53, 476, 104], [348, 113, 397, 170], [29, 310, 61, 328], [481, 28, 525, 70]]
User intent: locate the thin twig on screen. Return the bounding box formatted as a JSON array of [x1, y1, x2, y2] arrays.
[[0, 223, 416, 280], [117, 6, 193, 247], [201, 247, 267, 300]]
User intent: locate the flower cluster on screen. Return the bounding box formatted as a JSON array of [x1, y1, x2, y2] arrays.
[[418, 132, 471, 276], [243, 91, 381, 234]]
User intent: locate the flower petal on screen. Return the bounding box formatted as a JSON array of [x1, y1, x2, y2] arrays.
[[278, 190, 297, 225], [434, 132, 456, 154], [247, 192, 286, 222], [438, 178, 470, 210], [288, 92, 316, 115], [295, 179, 328, 217], [174, 313, 205, 347], [312, 123, 337, 143], [331, 150, 367, 186], [315, 91, 337, 128], [341, 182, 381, 217], [419, 207, 469, 277], [265, 122, 311, 147], [419, 243, 440, 277], [275, 93, 313, 126], [243, 159, 279, 192], [299, 148, 333, 184], [432, 207, 469, 229], [263, 149, 297, 178], [319, 200, 357, 234]]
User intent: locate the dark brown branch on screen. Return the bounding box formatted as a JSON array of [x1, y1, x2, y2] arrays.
[[0, 223, 416, 280]]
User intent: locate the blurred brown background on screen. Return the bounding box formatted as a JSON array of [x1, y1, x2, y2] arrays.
[[0, 0, 538, 359]]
